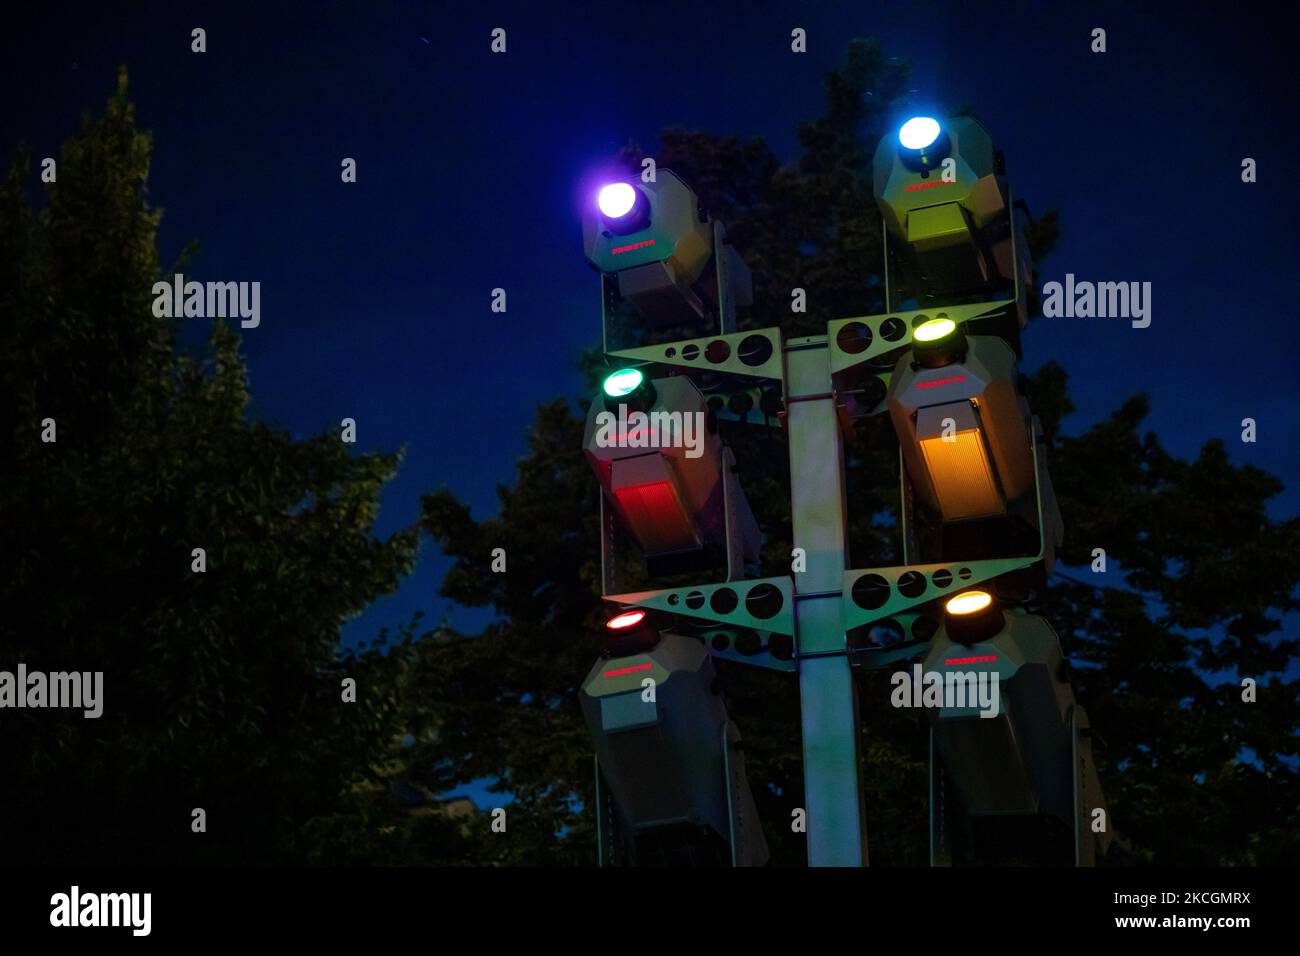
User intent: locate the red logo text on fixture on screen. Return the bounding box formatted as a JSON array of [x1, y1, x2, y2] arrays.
[[611, 239, 656, 255], [603, 663, 653, 678], [916, 375, 967, 390]]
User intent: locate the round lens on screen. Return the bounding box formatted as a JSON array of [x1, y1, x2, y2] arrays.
[[899, 116, 942, 151], [945, 590, 993, 616], [598, 183, 638, 219], [603, 368, 644, 398], [606, 610, 647, 630], [914, 318, 957, 342]]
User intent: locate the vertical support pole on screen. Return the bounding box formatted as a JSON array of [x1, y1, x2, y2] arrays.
[[784, 336, 868, 867], [882, 218, 892, 313], [899, 446, 915, 566], [594, 755, 606, 867], [721, 448, 741, 581], [929, 731, 937, 866], [721, 721, 738, 867], [929, 730, 952, 866]]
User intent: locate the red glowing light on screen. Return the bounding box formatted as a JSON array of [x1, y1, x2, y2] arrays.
[[606, 610, 647, 631], [612, 479, 698, 554], [944, 655, 998, 665], [904, 180, 955, 192]]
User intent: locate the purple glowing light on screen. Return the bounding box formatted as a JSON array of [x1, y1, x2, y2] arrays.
[[598, 182, 638, 219]]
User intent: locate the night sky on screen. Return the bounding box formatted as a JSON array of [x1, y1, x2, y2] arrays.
[[7, 0, 1298, 654]]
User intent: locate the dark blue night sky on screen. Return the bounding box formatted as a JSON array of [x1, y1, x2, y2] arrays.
[[7, 0, 1298, 652]]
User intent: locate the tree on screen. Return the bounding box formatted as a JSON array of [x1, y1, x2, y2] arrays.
[[0, 69, 424, 865], [414, 39, 1299, 865], [1032, 389, 1300, 864]]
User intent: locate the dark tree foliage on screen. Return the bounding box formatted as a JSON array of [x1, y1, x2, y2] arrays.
[[1033, 393, 1300, 863], [416, 39, 1300, 865], [0, 70, 428, 864]]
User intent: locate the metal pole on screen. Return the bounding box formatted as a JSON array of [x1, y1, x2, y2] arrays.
[[783, 335, 868, 866], [722, 721, 738, 867]]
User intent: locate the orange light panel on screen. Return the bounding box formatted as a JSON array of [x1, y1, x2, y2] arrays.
[[920, 428, 1004, 520]]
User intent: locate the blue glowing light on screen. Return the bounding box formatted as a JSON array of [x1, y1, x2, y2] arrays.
[[899, 116, 942, 150]]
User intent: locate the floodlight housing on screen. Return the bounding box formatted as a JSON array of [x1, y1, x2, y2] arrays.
[[887, 333, 1035, 523], [886, 330, 1065, 573], [582, 170, 752, 351], [581, 633, 770, 865], [583, 375, 760, 576], [925, 610, 1071, 818], [923, 611, 1109, 864], [873, 114, 1032, 308]]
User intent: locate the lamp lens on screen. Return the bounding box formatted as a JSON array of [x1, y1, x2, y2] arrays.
[[603, 368, 644, 398], [606, 610, 647, 631], [915, 318, 957, 342], [598, 183, 638, 219], [899, 117, 942, 151], [946, 590, 993, 616]]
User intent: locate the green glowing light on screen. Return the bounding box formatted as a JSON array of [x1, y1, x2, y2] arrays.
[[603, 368, 644, 398], [914, 318, 957, 342]]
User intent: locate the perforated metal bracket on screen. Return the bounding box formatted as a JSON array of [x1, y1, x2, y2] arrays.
[[843, 554, 1039, 631], [608, 326, 785, 382], [605, 575, 794, 635], [828, 299, 1016, 375], [666, 627, 795, 672]]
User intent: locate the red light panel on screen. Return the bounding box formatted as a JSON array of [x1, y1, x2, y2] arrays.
[[612, 479, 699, 554]]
